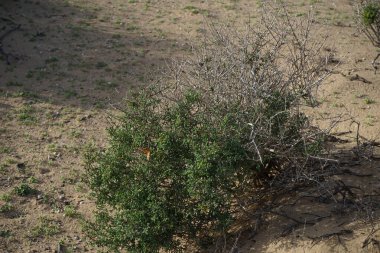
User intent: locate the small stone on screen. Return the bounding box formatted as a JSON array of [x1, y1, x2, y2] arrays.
[[58, 194, 65, 200], [37, 194, 43, 200]]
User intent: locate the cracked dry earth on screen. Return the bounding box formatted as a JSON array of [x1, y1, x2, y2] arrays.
[[0, 0, 380, 252]]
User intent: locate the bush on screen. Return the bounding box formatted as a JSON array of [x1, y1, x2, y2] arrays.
[[362, 3, 379, 25], [357, 1, 380, 65], [84, 4, 329, 253], [14, 183, 35, 196], [361, 1, 380, 26]]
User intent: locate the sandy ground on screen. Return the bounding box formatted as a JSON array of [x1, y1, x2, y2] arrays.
[[0, 0, 379, 252]]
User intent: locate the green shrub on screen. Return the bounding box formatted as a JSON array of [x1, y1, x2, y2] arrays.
[[357, 1, 380, 66], [0, 203, 14, 213], [84, 91, 320, 252], [14, 183, 35, 196], [29, 217, 61, 238], [64, 205, 80, 218], [84, 5, 328, 252], [85, 92, 242, 252], [362, 3, 379, 25]]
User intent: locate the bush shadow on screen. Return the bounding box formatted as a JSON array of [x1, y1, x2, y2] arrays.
[[219, 146, 380, 253]]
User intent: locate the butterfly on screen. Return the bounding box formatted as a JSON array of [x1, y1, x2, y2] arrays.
[[138, 147, 151, 160]]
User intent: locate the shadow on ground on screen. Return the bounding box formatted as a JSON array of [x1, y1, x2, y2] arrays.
[[0, 0, 181, 109], [208, 145, 380, 253]]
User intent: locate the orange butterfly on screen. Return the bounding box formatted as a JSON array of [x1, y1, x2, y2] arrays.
[[138, 147, 151, 160]]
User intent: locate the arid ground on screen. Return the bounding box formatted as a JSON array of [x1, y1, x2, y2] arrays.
[[0, 0, 380, 252]]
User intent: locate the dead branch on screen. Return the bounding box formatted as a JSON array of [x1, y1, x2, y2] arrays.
[[362, 227, 380, 249], [307, 229, 353, 240], [348, 74, 372, 84], [270, 210, 316, 225]]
